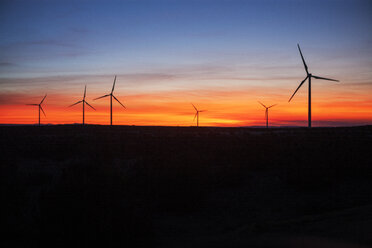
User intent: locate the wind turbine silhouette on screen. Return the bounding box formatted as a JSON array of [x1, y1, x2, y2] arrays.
[[289, 44, 339, 128], [258, 101, 277, 128], [94, 75, 126, 125], [192, 103, 206, 127], [69, 85, 96, 125], [26, 94, 47, 126]]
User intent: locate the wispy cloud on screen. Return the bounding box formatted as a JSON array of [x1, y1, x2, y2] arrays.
[[0, 62, 17, 67], [0, 73, 176, 86], [0, 92, 67, 105], [0, 39, 77, 50], [337, 81, 372, 87], [277, 119, 372, 127], [69, 27, 90, 34], [0, 93, 28, 105]]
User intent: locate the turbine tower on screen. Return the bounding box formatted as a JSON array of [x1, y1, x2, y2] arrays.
[[192, 103, 206, 127], [69, 85, 96, 125], [258, 101, 277, 128], [289, 44, 339, 128], [26, 94, 47, 126], [94, 75, 126, 125]]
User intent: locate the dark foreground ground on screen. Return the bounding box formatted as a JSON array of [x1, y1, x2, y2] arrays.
[[1, 125, 372, 247]]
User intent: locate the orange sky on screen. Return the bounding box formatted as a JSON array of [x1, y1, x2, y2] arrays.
[[1, 84, 371, 127]]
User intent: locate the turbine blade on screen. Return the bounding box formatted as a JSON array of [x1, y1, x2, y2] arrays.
[[40, 106, 46, 117], [84, 85, 87, 99], [312, 75, 339, 82], [268, 104, 277, 108], [69, 100, 83, 107], [193, 112, 197, 121], [258, 101, 267, 108], [297, 44, 309, 74], [191, 103, 197, 111], [93, 95, 109, 101], [288, 76, 308, 102], [113, 95, 126, 108], [111, 75, 116, 93], [40, 94, 47, 104], [94, 94, 110, 100], [199, 110, 207, 112], [85, 101, 96, 110], [26, 104, 38, 106]]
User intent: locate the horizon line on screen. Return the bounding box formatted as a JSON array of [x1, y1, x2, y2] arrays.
[[1, 123, 370, 128]]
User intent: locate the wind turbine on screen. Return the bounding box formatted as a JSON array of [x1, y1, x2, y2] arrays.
[[191, 103, 206, 127], [94, 75, 126, 125], [258, 101, 277, 128], [26, 94, 47, 126], [69, 85, 96, 125], [289, 44, 339, 128]]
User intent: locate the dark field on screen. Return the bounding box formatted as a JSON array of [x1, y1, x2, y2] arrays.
[[1, 125, 372, 247]]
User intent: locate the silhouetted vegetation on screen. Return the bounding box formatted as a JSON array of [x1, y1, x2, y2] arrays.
[[1, 125, 371, 247]]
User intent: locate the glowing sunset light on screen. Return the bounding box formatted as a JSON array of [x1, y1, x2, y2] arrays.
[[0, 0, 371, 127]]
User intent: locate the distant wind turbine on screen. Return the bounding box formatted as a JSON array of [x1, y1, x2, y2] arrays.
[[258, 101, 277, 128], [289, 44, 339, 128], [192, 103, 206, 127], [69, 85, 96, 125], [26, 94, 47, 126], [94, 75, 126, 125]]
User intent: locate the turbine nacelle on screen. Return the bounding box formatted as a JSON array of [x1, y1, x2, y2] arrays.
[[26, 94, 47, 115], [258, 101, 276, 110], [69, 85, 95, 125], [69, 85, 96, 110], [26, 94, 47, 125], [94, 76, 126, 108], [191, 103, 206, 127], [289, 44, 339, 103], [93, 75, 125, 125], [258, 101, 276, 128], [289, 44, 339, 128]]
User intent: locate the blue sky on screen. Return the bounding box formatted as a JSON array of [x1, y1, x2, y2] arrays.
[[1, 0, 371, 76], [0, 0, 371, 126]]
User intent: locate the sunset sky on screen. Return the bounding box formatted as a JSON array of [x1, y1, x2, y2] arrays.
[[0, 0, 371, 126]]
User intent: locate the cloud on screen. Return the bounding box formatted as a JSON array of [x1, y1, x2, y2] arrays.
[[18, 39, 76, 48], [0, 75, 87, 87], [0, 93, 26, 104], [338, 82, 372, 87], [0, 93, 46, 105], [0, 73, 176, 86], [0, 62, 17, 67], [69, 27, 90, 34], [114, 73, 176, 82], [277, 119, 372, 127], [0, 92, 68, 105], [0, 39, 78, 56]]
